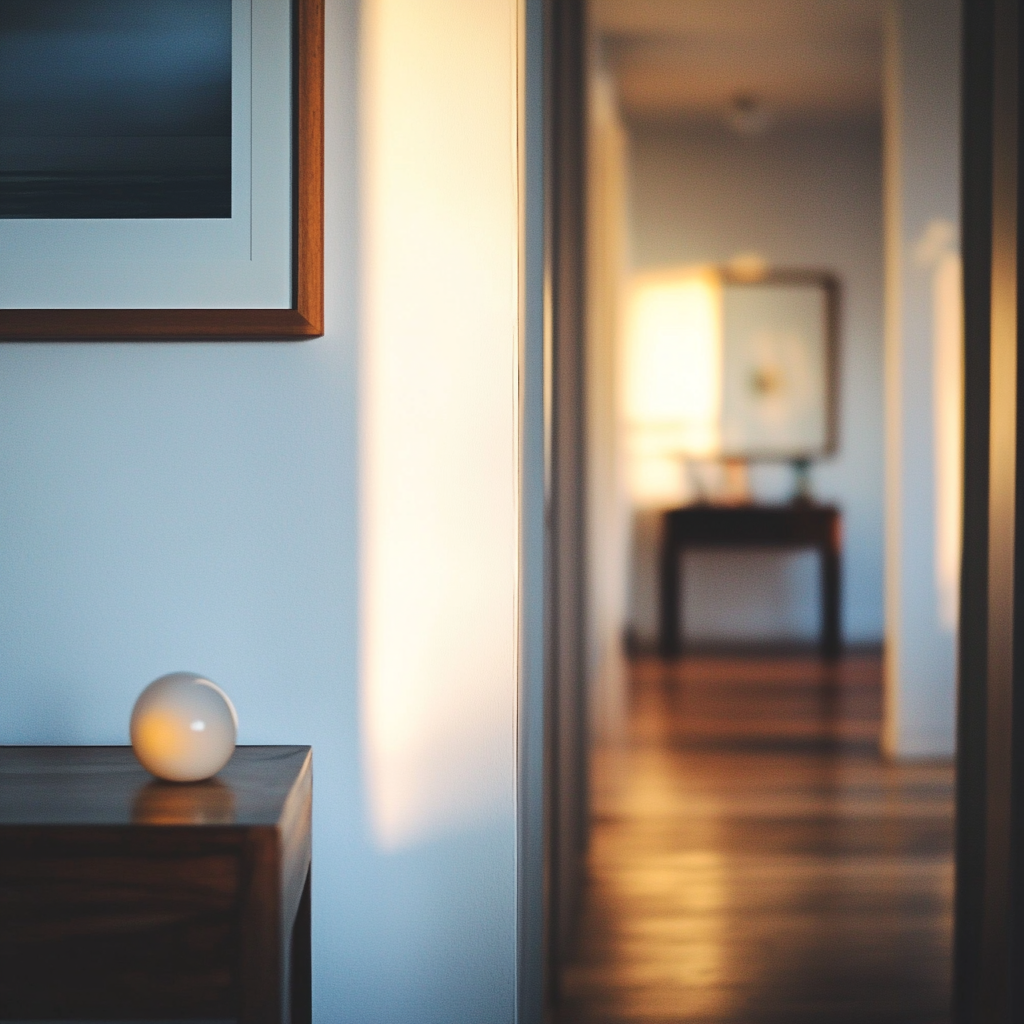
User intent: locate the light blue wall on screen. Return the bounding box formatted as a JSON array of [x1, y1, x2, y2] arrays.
[[627, 117, 885, 647], [0, 1, 517, 1020], [883, 0, 960, 756]]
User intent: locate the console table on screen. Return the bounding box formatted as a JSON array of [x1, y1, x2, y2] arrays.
[[660, 503, 842, 659], [0, 745, 311, 1024]]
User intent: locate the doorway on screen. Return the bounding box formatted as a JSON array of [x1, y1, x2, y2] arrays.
[[543, 2, 967, 1021]]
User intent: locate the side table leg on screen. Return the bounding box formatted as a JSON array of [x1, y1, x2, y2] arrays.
[[660, 539, 681, 657], [821, 545, 841, 661], [290, 866, 312, 1024]]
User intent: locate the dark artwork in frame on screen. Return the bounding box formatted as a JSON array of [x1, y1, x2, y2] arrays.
[[0, 0, 324, 341], [0, 0, 232, 219]]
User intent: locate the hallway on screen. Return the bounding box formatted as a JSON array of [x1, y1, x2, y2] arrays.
[[558, 655, 953, 1024]]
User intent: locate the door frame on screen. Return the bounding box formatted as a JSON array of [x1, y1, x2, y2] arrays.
[[542, 0, 590, 1008], [534, 1, 1021, 1022], [954, 0, 1024, 1020]]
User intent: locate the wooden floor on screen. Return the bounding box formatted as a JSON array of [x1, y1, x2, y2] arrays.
[[558, 654, 954, 1024]]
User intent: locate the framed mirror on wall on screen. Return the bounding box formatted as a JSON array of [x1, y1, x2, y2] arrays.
[[720, 271, 838, 460], [625, 266, 839, 469]]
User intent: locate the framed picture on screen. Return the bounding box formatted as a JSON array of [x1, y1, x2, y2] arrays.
[[0, 0, 323, 340], [719, 270, 839, 460]]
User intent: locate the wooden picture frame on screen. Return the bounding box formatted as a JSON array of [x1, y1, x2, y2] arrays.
[[0, 0, 324, 341], [719, 268, 840, 461]]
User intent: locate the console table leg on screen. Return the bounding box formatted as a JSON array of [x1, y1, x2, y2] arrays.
[[660, 541, 681, 657], [821, 546, 841, 661], [290, 866, 312, 1024]]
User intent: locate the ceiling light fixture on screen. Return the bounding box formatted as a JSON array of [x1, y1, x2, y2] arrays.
[[727, 94, 773, 136]]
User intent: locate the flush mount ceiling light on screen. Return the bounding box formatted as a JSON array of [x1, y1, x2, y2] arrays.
[[727, 93, 773, 136]]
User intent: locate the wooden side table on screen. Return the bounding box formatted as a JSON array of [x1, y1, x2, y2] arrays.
[[0, 745, 312, 1024], [660, 503, 842, 659]]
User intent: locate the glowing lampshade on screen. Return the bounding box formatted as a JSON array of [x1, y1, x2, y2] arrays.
[[624, 268, 723, 504], [625, 267, 723, 458], [130, 673, 238, 783]]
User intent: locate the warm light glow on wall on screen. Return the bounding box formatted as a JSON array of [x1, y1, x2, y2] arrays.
[[624, 268, 722, 505], [933, 251, 963, 631], [360, 0, 518, 850], [625, 268, 723, 455]]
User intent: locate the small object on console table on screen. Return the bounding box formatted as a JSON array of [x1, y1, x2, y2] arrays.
[[0, 745, 311, 1024], [131, 671, 239, 782]]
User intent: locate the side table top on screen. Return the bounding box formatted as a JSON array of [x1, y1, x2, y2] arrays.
[[662, 503, 841, 548], [0, 745, 311, 827], [665, 502, 839, 520]]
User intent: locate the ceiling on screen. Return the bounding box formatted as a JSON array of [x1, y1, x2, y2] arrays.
[[590, 0, 885, 123]]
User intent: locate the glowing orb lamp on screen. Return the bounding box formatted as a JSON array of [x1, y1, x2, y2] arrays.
[[130, 673, 238, 782]]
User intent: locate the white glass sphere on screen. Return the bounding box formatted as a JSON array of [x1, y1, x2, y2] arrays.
[[130, 673, 238, 783]]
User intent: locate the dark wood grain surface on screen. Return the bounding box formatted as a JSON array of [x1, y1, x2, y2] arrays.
[[0, 745, 311, 1022], [294, 0, 325, 338], [558, 655, 952, 1024], [0, 744, 311, 825]]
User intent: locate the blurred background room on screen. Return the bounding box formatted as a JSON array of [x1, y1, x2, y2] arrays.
[[553, 2, 962, 1021]]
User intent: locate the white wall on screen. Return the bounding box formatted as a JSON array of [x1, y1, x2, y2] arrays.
[[0, 0, 524, 1020], [626, 116, 885, 647], [586, 56, 630, 740], [883, 0, 961, 757]]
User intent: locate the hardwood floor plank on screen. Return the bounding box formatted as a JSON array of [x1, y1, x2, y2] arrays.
[[558, 654, 953, 1024]]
